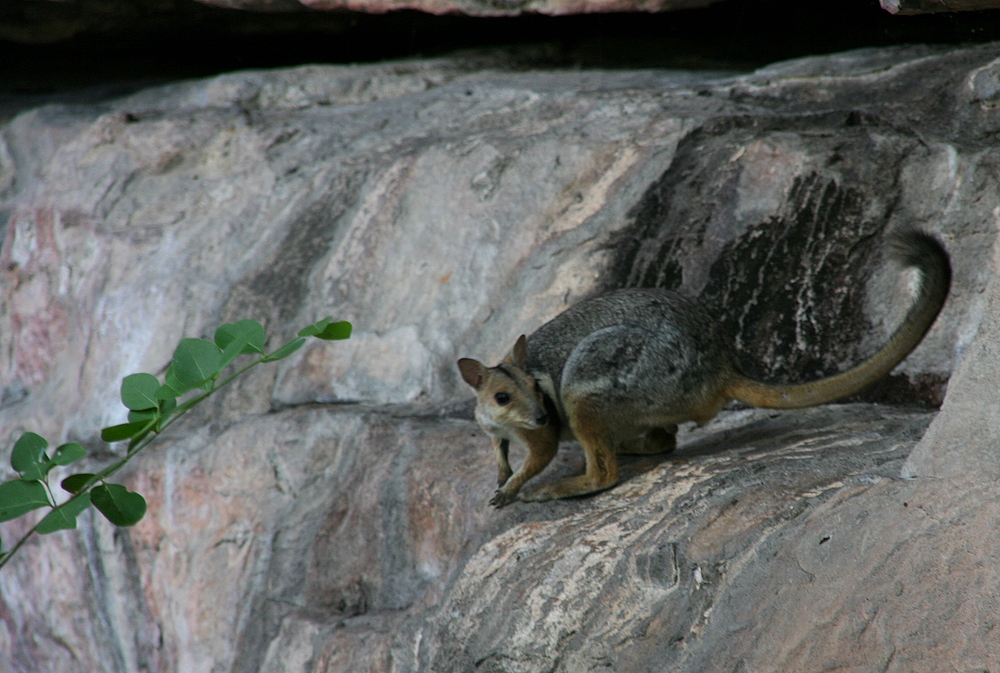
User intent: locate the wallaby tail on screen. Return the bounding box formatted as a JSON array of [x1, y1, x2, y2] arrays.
[[724, 229, 951, 410]]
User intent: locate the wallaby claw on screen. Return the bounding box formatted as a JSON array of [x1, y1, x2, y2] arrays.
[[490, 489, 514, 508]]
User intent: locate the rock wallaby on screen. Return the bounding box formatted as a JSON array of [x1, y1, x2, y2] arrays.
[[458, 230, 951, 507]]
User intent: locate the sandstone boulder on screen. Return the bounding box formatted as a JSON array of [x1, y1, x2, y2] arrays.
[[1, 43, 999, 673]]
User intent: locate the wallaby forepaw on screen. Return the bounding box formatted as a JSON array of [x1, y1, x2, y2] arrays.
[[490, 489, 515, 508]]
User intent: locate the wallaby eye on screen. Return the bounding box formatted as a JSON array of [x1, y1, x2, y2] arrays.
[[494, 392, 511, 405]]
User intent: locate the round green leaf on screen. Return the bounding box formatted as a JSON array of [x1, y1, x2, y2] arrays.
[[101, 420, 153, 443], [52, 442, 86, 466], [215, 320, 266, 357], [62, 473, 96, 494], [91, 484, 146, 527], [297, 317, 351, 339], [36, 493, 92, 534], [298, 317, 333, 338], [159, 397, 177, 418], [0, 479, 50, 522], [128, 409, 158, 423], [121, 373, 161, 411], [316, 320, 352, 341], [11, 432, 49, 480], [262, 338, 306, 362], [172, 338, 223, 388], [154, 363, 187, 400]]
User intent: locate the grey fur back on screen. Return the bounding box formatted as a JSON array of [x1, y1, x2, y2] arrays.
[[525, 289, 730, 414]]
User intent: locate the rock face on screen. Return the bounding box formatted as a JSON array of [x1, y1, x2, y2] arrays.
[[292, 0, 717, 15], [881, 0, 1000, 13], [0, 0, 721, 24], [901, 227, 1000, 481], [6, 0, 994, 20], [1, 44, 999, 673]]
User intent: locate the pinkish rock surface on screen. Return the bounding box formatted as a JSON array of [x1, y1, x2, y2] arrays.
[[296, 0, 716, 15], [1, 44, 1000, 673]]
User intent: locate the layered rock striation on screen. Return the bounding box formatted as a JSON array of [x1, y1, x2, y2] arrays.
[[1, 44, 999, 672]]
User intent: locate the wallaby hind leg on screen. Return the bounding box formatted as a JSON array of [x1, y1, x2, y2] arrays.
[[491, 427, 558, 508], [618, 425, 678, 455], [523, 398, 619, 502]]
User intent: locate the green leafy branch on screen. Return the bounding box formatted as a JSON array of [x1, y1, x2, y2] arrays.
[[0, 317, 351, 570]]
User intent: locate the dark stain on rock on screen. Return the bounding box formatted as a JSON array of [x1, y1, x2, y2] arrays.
[[600, 118, 946, 407], [703, 172, 881, 384], [219, 169, 367, 329]]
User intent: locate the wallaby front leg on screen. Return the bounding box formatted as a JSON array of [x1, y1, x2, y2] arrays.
[[493, 437, 512, 487], [490, 428, 558, 508], [523, 402, 619, 502]]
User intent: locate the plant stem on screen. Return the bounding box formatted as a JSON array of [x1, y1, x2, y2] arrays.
[[0, 340, 292, 571]]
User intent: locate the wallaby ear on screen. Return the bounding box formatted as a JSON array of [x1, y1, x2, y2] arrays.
[[457, 358, 487, 390], [504, 335, 528, 368]]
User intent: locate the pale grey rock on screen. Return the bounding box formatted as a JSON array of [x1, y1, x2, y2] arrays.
[[902, 230, 1000, 481], [418, 411, 1000, 673], [1, 44, 999, 673]]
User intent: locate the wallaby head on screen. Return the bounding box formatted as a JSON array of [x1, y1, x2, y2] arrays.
[[457, 335, 550, 433]]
